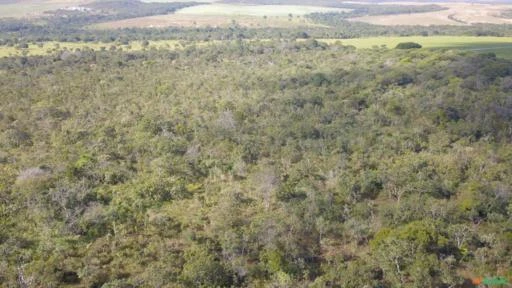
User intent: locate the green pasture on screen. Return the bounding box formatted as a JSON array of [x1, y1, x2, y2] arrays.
[[322, 36, 512, 58]]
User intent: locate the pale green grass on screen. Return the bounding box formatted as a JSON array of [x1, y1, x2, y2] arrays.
[[0, 40, 186, 57], [91, 13, 324, 29], [175, 4, 351, 17], [2, 36, 512, 59], [319, 36, 512, 59], [320, 36, 512, 49]]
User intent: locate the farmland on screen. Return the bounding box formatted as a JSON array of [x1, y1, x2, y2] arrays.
[[349, 2, 512, 26], [93, 3, 349, 28], [174, 3, 351, 17]]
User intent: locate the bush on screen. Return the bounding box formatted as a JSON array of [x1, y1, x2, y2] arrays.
[[1, 128, 32, 148], [395, 42, 422, 49], [181, 245, 232, 287]]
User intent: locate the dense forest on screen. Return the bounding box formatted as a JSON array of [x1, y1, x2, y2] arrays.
[[1, 40, 512, 287], [0, 19, 510, 46]]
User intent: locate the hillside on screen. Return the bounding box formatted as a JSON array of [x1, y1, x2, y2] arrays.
[[1, 40, 511, 287]]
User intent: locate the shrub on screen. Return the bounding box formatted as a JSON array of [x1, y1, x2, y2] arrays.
[[1, 128, 32, 148], [395, 42, 422, 49], [181, 245, 232, 287]]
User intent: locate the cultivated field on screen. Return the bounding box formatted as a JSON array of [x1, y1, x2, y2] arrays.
[[175, 4, 351, 17], [350, 2, 512, 26], [94, 3, 348, 28]]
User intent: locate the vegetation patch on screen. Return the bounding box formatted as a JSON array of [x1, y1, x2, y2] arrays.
[[2, 36, 512, 58], [395, 42, 422, 49]]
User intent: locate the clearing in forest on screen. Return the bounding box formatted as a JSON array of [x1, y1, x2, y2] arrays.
[[93, 3, 349, 28], [92, 13, 321, 28], [3, 36, 512, 59], [322, 36, 512, 59], [174, 3, 351, 17]]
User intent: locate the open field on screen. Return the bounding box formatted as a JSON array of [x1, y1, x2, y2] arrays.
[[2, 36, 512, 58], [350, 2, 512, 26], [0, 40, 188, 57], [323, 36, 512, 58], [0, 0, 347, 20], [174, 4, 351, 17], [93, 13, 322, 28], [93, 13, 323, 28], [0, 0, 91, 18], [94, 3, 349, 28]]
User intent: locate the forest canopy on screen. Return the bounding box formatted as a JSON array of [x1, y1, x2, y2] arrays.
[[0, 40, 511, 287]]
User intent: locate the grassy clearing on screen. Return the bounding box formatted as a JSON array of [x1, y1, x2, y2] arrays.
[[3, 36, 512, 58], [92, 2, 339, 29], [320, 36, 512, 58], [92, 13, 321, 29], [0, 40, 189, 57]]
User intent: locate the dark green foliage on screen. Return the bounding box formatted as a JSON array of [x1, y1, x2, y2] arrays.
[[307, 13, 512, 38], [396, 42, 423, 49], [181, 245, 233, 287]]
